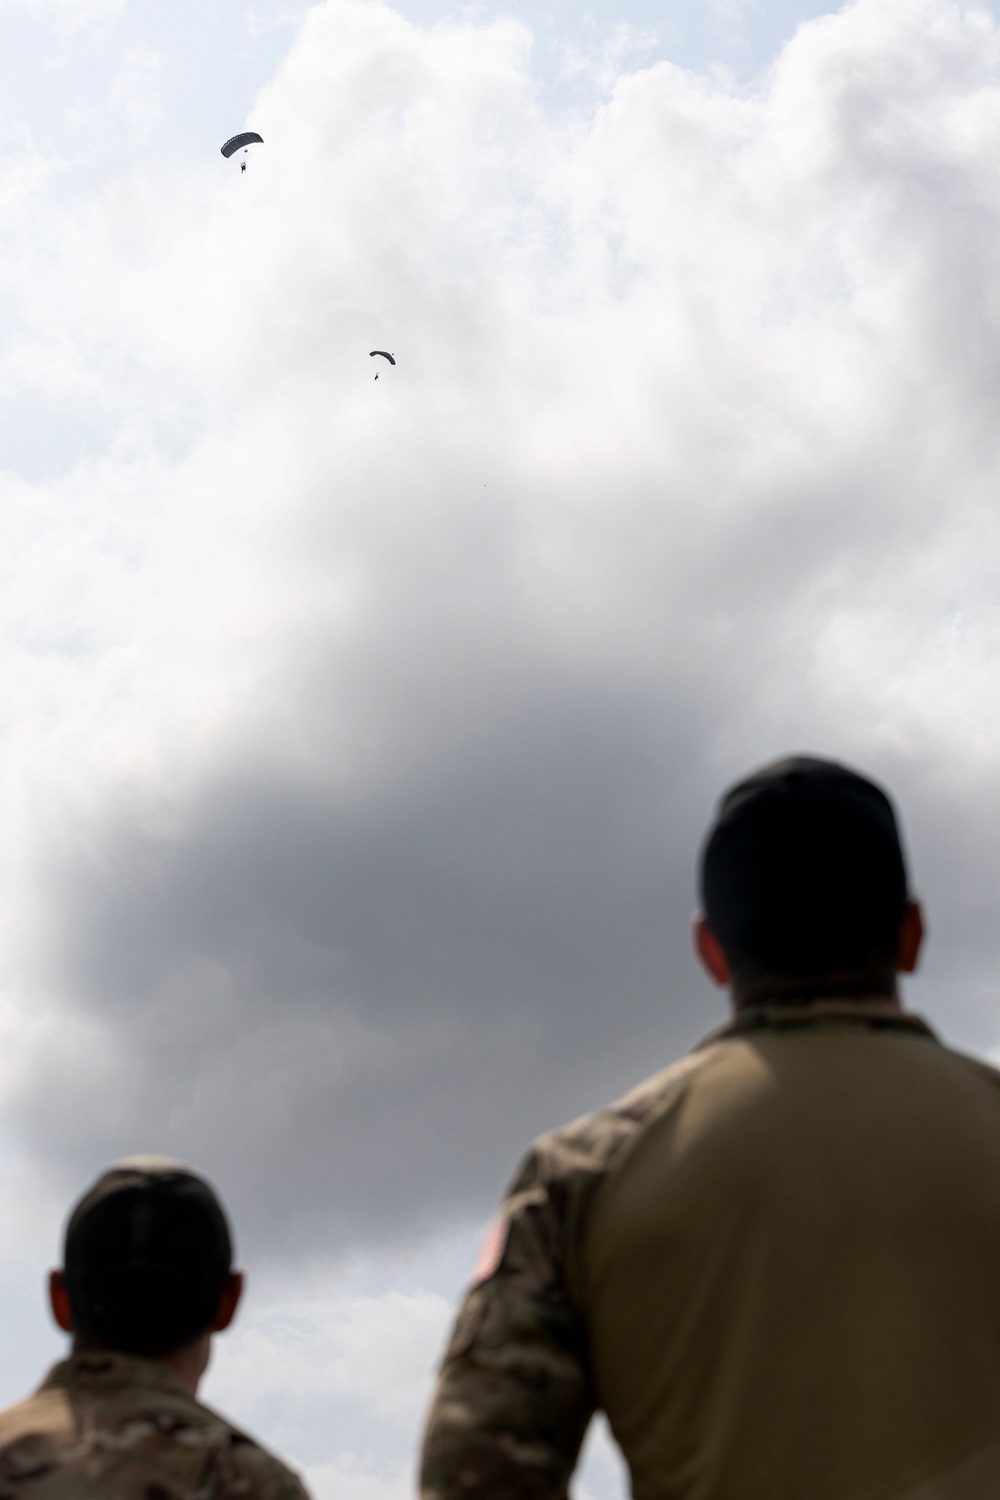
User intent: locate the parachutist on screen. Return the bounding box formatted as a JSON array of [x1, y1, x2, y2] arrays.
[[241, 162, 246, 173]]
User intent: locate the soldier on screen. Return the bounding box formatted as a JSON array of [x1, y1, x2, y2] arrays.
[[420, 755, 1000, 1500], [0, 1156, 310, 1499]]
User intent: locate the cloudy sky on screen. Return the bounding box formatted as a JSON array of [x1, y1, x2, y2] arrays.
[[3, 0, 1000, 1492]]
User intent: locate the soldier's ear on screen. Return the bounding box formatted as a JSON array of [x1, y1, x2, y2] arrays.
[[693, 916, 731, 986], [48, 1270, 73, 1333], [211, 1271, 244, 1334], [897, 899, 924, 975]]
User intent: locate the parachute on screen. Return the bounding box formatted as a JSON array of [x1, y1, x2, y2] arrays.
[[221, 132, 263, 158], [370, 351, 396, 365]]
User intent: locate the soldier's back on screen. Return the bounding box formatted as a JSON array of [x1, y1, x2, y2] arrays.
[[0, 1352, 308, 1500], [582, 1005, 1000, 1499]]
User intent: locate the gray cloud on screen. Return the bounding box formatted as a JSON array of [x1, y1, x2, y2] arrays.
[[28, 671, 717, 1250]]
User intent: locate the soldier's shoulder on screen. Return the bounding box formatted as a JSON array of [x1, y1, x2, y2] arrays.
[[512, 1048, 710, 1198], [0, 1366, 309, 1500], [206, 1418, 311, 1500], [456, 1052, 713, 1317], [935, 1038, 1000, 1092], [172, 1393, 310, 1500], [0, 1385, 74, 1448]]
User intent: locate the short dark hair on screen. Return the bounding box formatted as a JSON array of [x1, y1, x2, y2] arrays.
[[700, 756, 909, 977], [64, 1156, 233, 1356]]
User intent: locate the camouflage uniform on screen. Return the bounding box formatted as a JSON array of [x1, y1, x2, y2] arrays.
[[0, 1351, 309, 1500], [421, 1001, 1000, 1500]]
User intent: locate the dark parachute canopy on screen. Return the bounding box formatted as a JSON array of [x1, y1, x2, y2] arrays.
[[370, 351, 396, 365], [221, 132, 263, 158]]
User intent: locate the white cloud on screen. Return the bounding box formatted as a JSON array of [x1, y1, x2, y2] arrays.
[[303, 1457, 412, 1500], [207, 1279, 452, 1458], [0, 0, 125, 22]]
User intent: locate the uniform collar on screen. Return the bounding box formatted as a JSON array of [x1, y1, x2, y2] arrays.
[[39, 1351, 192, 1400], [701, 998, 938, 1048]]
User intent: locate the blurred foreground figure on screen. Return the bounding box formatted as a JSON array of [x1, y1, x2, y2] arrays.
[[421, 756, 1000, 1500], [0, 1157, 309, 1499]]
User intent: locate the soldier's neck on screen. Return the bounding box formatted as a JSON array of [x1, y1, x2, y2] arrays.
[[729, 967, 901, 1012], [71, 1332, 212, 1396], [156, 1333, 211, 1395]]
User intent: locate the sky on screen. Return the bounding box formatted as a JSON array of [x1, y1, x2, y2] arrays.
[[3, 0, 1000, 1494]]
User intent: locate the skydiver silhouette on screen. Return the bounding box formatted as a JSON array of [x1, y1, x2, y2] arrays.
[[241, 161, 246, 173]]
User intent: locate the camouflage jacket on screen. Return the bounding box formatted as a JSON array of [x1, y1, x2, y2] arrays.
[[420, 1002, 1000, 1500], [0, 1352, 310, 1500]]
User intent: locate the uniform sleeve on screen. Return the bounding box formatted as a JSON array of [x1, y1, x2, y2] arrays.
[[419, 1149, 596, 1500]]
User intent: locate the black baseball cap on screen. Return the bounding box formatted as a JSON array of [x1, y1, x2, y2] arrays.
[[699, 756, 909, 976], [64, 1156, 234, 1355]]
